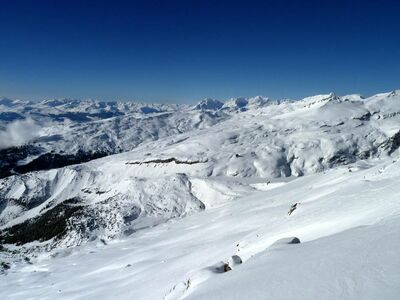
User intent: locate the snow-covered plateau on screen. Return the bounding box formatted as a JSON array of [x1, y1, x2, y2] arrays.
[[0, 90, 400, 299]]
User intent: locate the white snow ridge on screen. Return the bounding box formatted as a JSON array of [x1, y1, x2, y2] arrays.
[[0, 90, 400, 299]]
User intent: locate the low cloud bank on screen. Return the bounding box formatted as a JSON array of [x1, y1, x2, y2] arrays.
[[0, 118, 41, 149]]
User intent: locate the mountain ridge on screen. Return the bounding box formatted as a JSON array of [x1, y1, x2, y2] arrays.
[[0, 90, 399, 253]]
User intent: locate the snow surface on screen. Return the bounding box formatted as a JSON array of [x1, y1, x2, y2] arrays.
[[0, 158, 400, 299]]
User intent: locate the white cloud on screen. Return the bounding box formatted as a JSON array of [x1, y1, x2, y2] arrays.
[[0, 118, 41, 149]]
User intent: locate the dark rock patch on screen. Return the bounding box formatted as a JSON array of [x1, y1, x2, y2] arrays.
[[353, 112, 371, 121], [288, 203, 299, 216], [231, 255, 242, 265], [0, 262, 10, 271], [0, 198, 84, 245], [381, 130, 400, 155], [210, 261, 233, 273], [0, 145, 42, 178], [287, 237, 301, 244], [126, 157, 207, 165], [14, 150, 109, 175], [0, 112, 25, 122]]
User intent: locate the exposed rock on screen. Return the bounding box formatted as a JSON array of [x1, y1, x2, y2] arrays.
[[126, 157, 208, 165], [211, 261, 233, 273], [231, 255, 243, 265], [287, 237, 301, 244], [288, 203, 299, 216], [14, 150, 109, 175], [0, 198, 84, 246]]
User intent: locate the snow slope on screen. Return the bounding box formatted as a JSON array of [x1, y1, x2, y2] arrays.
[[1, 158, 400, 299]]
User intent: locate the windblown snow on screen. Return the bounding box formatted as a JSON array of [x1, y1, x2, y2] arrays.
[[0, 90, 400, 299]]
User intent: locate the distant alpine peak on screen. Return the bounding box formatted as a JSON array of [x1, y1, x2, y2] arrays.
[[248, 95, 270, 104], [301, 92, 339, 105], [41, 98, 70, 107], [321, 92, 339, 101], [194, 96, 280, 111], [248, 96, 284, 106], [223, 97, 248, 109], [341, 94, 365, 101], [194, 98, 224, 110], [0, 97, 15, 107], [388, 89, 400, 97]]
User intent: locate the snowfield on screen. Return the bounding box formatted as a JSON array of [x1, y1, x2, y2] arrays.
[[1, 158, 400, 299], [0, 90, 400, 299]]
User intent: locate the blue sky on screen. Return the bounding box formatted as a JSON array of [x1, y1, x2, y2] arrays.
[[0, 0, 399, 103]]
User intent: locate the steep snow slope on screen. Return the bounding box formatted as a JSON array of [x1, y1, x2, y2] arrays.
[[1, 158, 400, 299], [0, 155, 253, 250]]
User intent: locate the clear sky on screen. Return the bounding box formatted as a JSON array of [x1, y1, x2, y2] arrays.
[[1, 0, 399, 103]]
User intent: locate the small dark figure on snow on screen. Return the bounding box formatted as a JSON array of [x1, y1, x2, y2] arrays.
[[288, 203, 299, 216]]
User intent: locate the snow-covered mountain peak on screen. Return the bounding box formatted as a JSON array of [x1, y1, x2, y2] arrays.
[[194, 96, 281, 112], [388, 89, 400, 97], [222, 97, 249, 111], [194, 98, 224, 110], [247, 96, 279, 107], [0, 97, 15, 107], [341, 94, 365, 101], [300, 92, 339, 106], [40, 98, 70, 107]]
